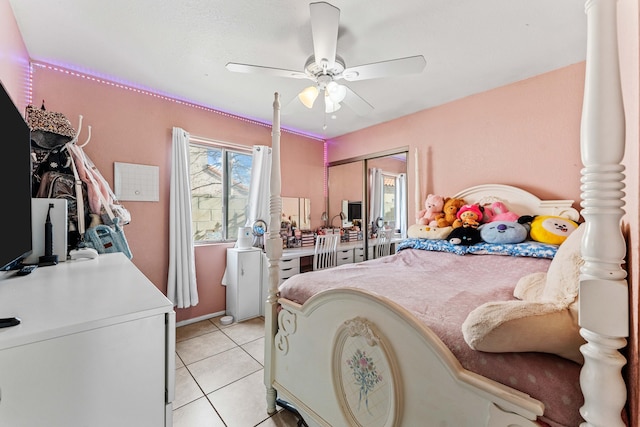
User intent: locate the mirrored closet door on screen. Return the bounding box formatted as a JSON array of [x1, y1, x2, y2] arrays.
[[327, 147, 408, 260]]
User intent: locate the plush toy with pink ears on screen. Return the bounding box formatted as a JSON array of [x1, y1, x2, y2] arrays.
[[416, 194, 445, 227], [482, 201, 520, 223]]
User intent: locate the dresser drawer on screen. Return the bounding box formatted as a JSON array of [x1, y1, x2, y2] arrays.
[[279, 257, 300, 270], [279, 257, 301, 283], [337, 249, 353, 266], [354, 247, 365, 263]]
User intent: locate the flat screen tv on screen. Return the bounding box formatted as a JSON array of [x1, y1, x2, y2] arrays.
[[0, 81, 32, 271], [348, 201, 362, 222]]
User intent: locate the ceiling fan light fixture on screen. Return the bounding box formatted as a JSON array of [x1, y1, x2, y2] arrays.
[[326, 81, 347, 103], [299, 86, 319, 108], [324, 92, 341, 113]]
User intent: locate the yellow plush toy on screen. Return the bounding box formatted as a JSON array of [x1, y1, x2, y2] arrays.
[[519, 215, 579, 245], [407, 224, 452, 239]]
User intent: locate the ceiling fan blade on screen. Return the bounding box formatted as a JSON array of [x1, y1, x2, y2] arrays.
[[341, 55, 426, 82], [342, 86, 374, 116], [225, 62, 309, 79], [310, 2, 340, 71]]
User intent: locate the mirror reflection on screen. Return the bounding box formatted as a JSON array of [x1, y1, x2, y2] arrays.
[[327, 161, 364, 230], [281, 196, 312, 248], [367, 152, 408, 238], [282, 197, 311, 230]]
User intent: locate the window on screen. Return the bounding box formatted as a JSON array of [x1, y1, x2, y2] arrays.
[[382, 173, 397, 228], [189, 143, 252, 242]]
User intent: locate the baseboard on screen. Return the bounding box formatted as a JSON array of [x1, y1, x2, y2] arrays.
[[175, 310, 226, 328]]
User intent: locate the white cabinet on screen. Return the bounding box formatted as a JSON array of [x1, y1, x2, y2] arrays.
[[0, 253, 175, 427], [225, 248, 262, 321]]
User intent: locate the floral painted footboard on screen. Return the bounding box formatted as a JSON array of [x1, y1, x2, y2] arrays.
[[278, 248, 583, 427], [335, 318, 400, 426]]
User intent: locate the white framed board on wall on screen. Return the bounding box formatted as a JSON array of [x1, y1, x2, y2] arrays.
[[114, 162, 159, 202]]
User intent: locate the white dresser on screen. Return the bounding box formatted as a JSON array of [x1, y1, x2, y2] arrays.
[[0, 253, 175, 427]]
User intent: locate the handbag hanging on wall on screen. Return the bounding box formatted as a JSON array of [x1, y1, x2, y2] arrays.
[[83, 217, 132, 259]]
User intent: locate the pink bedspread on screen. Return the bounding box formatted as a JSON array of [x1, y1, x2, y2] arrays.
[[279, 248, 583, 427]]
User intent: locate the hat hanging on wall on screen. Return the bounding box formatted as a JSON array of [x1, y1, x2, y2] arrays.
[[26, 101, 77, 149]]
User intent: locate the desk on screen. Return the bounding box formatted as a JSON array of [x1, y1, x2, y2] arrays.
[[278, 237, 402, 284], [258, 237, 403, 315], [282, 237, 401, 259]]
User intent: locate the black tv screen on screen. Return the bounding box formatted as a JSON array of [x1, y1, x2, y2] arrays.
[[0, 81, 32, 270], [348, 201, 362, 222]]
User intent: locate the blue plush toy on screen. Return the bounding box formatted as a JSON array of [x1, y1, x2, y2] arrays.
[[479, 220, 529, 244]]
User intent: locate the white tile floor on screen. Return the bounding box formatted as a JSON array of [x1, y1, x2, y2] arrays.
[[173, 316, 302, 427]]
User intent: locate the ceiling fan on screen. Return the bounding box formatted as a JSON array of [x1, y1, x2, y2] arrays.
[[225, 1, 427, 116]]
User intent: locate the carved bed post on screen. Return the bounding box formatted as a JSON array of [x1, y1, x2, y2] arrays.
[[264, 92, 282, 415], [579, 0, 628, 426]]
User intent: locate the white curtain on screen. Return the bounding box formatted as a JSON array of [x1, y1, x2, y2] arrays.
[[167, 127, 198, 309], [221, 144, 271, 287], [369, 167, 384, 232], [245, 145, 272, 247], [395, 173, 408, 237]]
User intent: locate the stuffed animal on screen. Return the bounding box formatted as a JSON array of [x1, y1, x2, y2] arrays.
[[462, 224, 586, 364], [479, 220, 529, 244], [407, 224, 452, 240], [453, 204, 483, 229], [416, 194, 445, 226], [482, 201, 520, 223], [447, 226, 482, 246], [519, 215, 579, 245], [436, 197, 466, 228]]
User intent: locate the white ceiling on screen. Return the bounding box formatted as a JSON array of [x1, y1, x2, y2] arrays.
[[8, 0, 587, 140]]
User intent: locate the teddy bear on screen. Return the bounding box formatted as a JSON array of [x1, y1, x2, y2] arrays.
[[482, 201, 520, 223], [453, 204, 483, 229], [416, 194, 445, 226], [436, 197, 466, 228]]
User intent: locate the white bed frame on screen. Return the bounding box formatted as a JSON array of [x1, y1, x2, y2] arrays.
[[263, 0, 629, 425]]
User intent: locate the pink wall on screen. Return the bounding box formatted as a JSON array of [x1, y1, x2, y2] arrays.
[[0, 0, 30, 110], [29, 65, 324, 323], [328, 63, 586, 220]]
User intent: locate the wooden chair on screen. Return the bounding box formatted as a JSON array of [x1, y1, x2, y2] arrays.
[[313, 234, 339, 271], [375, 229, 393, 258]]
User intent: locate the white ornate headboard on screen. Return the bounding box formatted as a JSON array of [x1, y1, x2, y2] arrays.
[[453, 184, 580, 222]]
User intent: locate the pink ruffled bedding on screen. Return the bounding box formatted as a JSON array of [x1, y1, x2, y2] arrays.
[[278, 248, 583, 427]]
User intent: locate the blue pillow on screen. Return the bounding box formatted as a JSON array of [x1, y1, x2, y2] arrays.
[[397, 238, 558, 259]]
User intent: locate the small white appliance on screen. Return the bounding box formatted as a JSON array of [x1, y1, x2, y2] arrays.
[[237, 226, 252, 249]]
